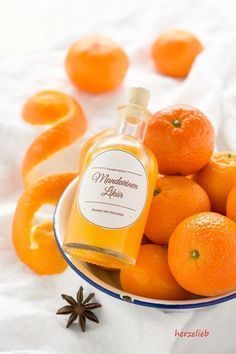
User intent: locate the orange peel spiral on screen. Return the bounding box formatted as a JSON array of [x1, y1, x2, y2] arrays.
[[22, 90, 87, 185], [13, 90, 86, 275]]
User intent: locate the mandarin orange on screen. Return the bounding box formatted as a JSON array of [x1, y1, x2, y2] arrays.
[[195, 152, 236, 214], [151, 29, 203, 78], [120, 244, 191, 300], [145, 104, 214, 176], [144, 176, 210, 244], [65, 36, 129, 93], [168, 212, 236, 297]]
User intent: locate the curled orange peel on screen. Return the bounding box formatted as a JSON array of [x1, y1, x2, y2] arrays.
[[22, 90, 87, 185], [12, 173, 77, 275], [13, 90, 86, 275]]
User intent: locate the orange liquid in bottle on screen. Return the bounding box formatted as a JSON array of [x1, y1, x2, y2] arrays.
[[63, 88, 158, 269]]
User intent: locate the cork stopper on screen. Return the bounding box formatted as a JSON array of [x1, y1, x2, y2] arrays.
[[128, 87, 150, 108]]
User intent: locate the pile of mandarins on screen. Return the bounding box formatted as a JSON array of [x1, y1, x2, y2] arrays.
[[121, 105, 236, 300]]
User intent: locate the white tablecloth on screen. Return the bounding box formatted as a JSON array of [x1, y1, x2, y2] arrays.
[[0, 1, 236, 353]]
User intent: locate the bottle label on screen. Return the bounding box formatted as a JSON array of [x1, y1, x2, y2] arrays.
[[78, 149, 148, 229]]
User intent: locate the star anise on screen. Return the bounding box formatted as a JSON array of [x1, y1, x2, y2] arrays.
[[56, 286, 102, 332]]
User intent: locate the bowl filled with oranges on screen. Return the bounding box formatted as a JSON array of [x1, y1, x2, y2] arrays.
[[54, 104, 236, 311]]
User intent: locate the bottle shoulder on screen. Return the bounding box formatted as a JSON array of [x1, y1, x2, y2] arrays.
[[82, 134, 158, 174], [89, 135, 147, 156]]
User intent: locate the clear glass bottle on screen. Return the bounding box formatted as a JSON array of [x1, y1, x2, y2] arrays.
[[63, 87, 158, 269]]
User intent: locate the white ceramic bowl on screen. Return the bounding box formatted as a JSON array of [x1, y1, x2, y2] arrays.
[[53, 177, 236, 311]]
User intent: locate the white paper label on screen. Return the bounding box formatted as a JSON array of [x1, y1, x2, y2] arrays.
[[78, 149, 147, 229]]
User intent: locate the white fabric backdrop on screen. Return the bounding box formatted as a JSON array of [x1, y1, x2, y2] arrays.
[[0, 0, 236, 353]]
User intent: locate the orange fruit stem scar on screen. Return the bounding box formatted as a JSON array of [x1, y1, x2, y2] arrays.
[[153, 187, 161, 196], [172, 119, 182, 128], [12, 173, 77, 275], [22, 91, 87, 185], [190, 249, 200, 259]]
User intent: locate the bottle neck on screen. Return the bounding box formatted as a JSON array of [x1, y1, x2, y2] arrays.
[[115, 104, 150, 142]]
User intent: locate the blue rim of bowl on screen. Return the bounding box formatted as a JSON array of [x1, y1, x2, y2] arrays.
[[53, 189, 236, 310]]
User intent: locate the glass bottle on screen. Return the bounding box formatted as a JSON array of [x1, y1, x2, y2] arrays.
[[63, 87, 158, 269]]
